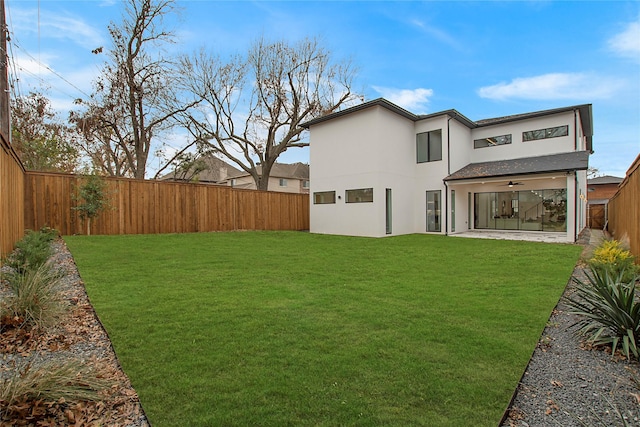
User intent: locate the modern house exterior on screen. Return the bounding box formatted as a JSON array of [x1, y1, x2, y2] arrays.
[[302, 98, 592, 242]]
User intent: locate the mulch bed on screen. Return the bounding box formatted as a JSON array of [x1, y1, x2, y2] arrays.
[[1, 240, 149, 426]]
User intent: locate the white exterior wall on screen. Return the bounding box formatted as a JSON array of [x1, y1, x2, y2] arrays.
[[310, 106, 416, 237], [469, 111, 579, 163]]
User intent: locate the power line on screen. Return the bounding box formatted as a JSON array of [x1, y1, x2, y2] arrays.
[[10, 40, 92, 99]]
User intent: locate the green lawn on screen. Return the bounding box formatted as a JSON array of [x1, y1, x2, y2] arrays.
[[64, 231, 582, 426]]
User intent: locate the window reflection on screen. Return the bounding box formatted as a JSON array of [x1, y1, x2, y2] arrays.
[[474, 189, 567, 232]]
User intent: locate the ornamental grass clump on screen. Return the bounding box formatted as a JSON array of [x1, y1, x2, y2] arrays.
[[0, 358, 112, 408], [566, 240, 640, 360], [1, 262, 67, 331]]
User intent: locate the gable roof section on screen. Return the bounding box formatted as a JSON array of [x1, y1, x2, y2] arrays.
[[301, 98, 418, 128], [301, 98, 593, 151], [444, 151, 590, 182], [226, 162, 309, 180], [160, 155, 242, 183], [588, 175, 623, 185]]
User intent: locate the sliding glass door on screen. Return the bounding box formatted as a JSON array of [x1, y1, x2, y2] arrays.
[[474, 189, 567, 232]]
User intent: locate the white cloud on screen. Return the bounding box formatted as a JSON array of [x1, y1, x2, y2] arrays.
[[410, 19, 463, 51], [477, 73, 623, 101], [608, 19, 640, 61], [371, 86, 434, 112], [10, 8, 104, 50]]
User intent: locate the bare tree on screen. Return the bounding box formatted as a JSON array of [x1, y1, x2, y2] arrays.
[[11, 92, 79, 172], [178, 37, 361, 191], [71, 0, 194, 179]]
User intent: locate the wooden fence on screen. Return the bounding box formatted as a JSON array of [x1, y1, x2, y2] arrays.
[[24, 172, 309, 236], [0, 132, 25, 260], [608, 154, 640, 260]]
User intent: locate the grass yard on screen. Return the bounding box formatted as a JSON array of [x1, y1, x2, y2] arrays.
[[64, 231, 582, 426]]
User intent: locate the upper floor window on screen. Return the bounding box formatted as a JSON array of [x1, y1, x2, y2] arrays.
[[474, 134, 512, 149], [523, 125, 568, 142], [314, 191, 336, 204], [346, 188, 373, 203], [279, 178, 288, 187], [302, 180, 310, 189], [229, 179, 236, 187], [417, 129, 442, 163]]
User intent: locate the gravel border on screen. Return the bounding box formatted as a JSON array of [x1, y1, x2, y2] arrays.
[[501, 230, 640, 427], [1, 239, 150, 426]]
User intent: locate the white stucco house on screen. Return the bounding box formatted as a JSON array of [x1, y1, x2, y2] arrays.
[[302, 98, 592, 242]]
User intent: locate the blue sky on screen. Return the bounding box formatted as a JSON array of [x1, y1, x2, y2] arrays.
[[5, 0, 640, 177]]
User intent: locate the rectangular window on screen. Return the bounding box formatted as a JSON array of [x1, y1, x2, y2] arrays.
[[302, 180, 309, 189], [313, 191, 335, 204], [474, 134, 512, 149], [426, 190, 441, 232], [346, 188, 373, 203], [279, 178, 288, 187], [523, 125, 568, 142], [417, 129, 442, 163]]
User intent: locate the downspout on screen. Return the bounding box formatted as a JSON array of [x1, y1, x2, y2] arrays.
[[444, 116, 453, 235], [574, 109, 579, 151], [574, 171, 579, 242]]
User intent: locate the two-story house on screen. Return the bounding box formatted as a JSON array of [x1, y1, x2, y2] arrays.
[[302, 98, 592, 242]]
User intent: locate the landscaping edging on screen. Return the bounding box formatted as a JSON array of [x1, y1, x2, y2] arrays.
[[1, 239, 150, 426], [501, 230, 640, 426]]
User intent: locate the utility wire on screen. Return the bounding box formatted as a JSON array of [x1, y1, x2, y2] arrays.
[[10, 40, 92, 99]]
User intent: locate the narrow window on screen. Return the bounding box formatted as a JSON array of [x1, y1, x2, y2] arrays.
[[426, 190, 441, 232], [417, 129, 442, 163], [302, 180, 309, 189], [385, 188, 392, 235], [523, 125, 569, 141], [346, 188, 373, 203], [279, 178, 288, 187], [474, 134, 512, 149], [313, 191, 336, 204]]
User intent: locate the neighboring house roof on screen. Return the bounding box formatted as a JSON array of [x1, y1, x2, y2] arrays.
[[587, 175, 623, 185], [301, 98, 593, 152], [226, 162, 309, 181], [444, 151, 590, 181], [160, 155, 242, 183]]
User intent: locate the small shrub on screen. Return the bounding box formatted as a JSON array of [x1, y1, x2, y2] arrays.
[[0, 358, 112, 407], [4, 228, 57, 274], [73, 174, 110, 236], [589, 240, 639, 283], [1, 262, 67, 330], [565, 267, 640, 360]]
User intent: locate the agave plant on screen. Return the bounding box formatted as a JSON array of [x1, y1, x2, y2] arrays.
[[565, 267, 640, 360]]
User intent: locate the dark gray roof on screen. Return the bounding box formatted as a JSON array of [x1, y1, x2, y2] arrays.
[[587, 175, 623, 185], [444, 151, 590, 181], [226, 162, 309, 180]]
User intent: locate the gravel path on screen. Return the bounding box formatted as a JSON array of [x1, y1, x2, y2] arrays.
[[501, 230, 640, 427]]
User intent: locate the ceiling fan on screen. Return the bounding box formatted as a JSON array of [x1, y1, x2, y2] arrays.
[[503, 180, 524, 188]]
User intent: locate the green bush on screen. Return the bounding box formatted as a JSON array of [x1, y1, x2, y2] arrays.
[[4, 228, 57, 274], [1, 262, 67, 330], [565, 267, 640, 360], [588, 239, 639, 283]]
